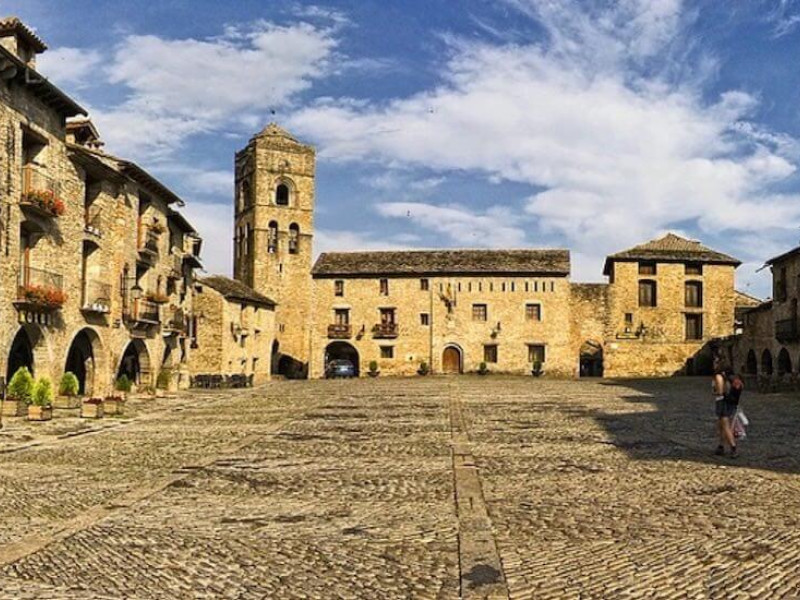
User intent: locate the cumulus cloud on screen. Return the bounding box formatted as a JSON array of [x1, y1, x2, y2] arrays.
[[289, 0, 800, 274], [37, 47, 103, 88]]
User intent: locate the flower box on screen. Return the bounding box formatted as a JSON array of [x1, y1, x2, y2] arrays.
[[1, 399, 27, 417], [53, 395, 81, 409], [28, 405, 53, 421], [17, 285, 67, 309], [21, 190, 65, 218], [80, 399, 104, 419], [103, 396, 125, 416]]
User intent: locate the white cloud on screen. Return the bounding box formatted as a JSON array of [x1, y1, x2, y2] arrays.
[[37, 47, 102, 88], [290, 0, 800, 270], [314, 229, 407, 257], [180, 202, 233, 276]]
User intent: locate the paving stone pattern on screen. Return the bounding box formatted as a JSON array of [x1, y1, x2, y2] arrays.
[[0, 378, 797, 598]]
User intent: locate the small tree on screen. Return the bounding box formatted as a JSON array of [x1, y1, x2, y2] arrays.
[[32, 377, 54, 407], [418, 361, 429, 376], [115, 375, 132, 393], [478, 362, 489, 375], [368, 360, 379, 375], [59, 372, 80, 397], [8, 367, 34, 404]]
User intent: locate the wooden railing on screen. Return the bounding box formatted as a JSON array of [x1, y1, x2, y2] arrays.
[[373, 323, 399, 338], [327, 324, 352, 339]]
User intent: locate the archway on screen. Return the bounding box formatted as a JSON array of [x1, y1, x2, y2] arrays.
[[745, 350, 757, 375], [778, 348, 792, 376], [324, 342, 360, 376], [65, 329, 102, 395], [117, 339, 151, 388], [579, 341, 604, 377], [271, 340, 281, 375], [442, 345, 463, 374], [761, 349, 773, 376], [7, 328, 35, 382]]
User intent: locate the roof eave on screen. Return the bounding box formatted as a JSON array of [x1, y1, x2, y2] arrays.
[[120, 161, 184, 206]]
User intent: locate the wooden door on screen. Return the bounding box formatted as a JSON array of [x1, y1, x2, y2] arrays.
[[442, 347, 461, 374]]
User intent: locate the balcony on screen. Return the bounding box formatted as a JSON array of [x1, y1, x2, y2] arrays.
[[21, 165, 65, 218], [16, 267, 65, 311], [126, 298, 160, 325], [327, 323, 352, 339], [183, 251, 203, 270], [81, 280, 111, 314], [164, 308, 188, 335], [137, 222, 160, 261], [776, 317, 799, 343], [84, 208, 102, 238], [373, 323, 399, 339]]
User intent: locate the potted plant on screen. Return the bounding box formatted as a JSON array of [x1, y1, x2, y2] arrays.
[[28, 377, 54, 421], [80, 397, 104, 419], [417, 361, 430, 376], [115, 375, 132, 400], [156, 368, 172, 394], [368, 360, 380, 378], [54, 372, 81, 409], [3, 366, 34, 416], [531, 361, 544, 377], [478, 362, 489, 376], [103, 394, 125, 416]]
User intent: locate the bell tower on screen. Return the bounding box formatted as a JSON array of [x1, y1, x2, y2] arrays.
[[234, 123, 314, 375]]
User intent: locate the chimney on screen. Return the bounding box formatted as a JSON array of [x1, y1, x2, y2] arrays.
[[0, 17, 47, 69]]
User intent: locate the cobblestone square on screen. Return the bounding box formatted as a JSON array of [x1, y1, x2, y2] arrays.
[[0, 377, 797, 599]]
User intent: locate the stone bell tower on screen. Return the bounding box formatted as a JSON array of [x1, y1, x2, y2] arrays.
[[233, 123, 314, 375]]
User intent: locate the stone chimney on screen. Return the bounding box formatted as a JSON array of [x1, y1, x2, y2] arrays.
[[66, 118, 105, 151], [0, 17, 47, 69]]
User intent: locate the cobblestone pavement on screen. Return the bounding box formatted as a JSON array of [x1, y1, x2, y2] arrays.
[[0, 378, 797, 598]]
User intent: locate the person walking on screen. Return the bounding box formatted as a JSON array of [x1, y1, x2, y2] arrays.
[[713, 367, 743, 458]]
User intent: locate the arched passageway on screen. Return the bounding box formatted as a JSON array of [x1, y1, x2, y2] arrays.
[[117, 339, 151, 387], [579, 341, 603, 377], [324, 342, 360, 376], [745, 350, 758, 375], [442, 345, 463, 374], [65, 329, 102, 395], [761, 349, 774, 376], [7, 328, 35, 382], [778, 348, 792, 376]]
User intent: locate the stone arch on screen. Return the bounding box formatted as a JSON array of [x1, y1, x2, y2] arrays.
[[579, 340, 603, 377], [275, 178, 294, 206], [288, 223, 300, 254], [745, 349, 758, 375], [442, 344, 463, 374], [778, 347, 792, 376], [761, 349, 773, 376], [117, 339, 151, 388], [324, 341, 360, 376], [6, 325, 49, 382], [64, 328, 105, 396]]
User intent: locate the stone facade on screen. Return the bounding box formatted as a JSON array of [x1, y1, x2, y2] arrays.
[[0, 20, 201, 397], [233, 124, 314, 377], [189, 276, 276, 385]]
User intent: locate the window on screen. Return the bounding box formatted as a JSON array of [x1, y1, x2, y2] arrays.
[[528, 344, 546, 363], [380, 278, 389, 296], [420, 313, 430, 326], [334, 308, 350, 325], [639, 261, 656, 275], [775, 266, 788, 302], [380, 346, 394, 359], [685, 281, 703, 308], [288, 224, 299, 254], [267, 221, 278, 253], [484, 344, 498, 363], [420, 278, 429, 291], [334, 280, 344, 296], [624, 313, 633, 331], [685, 263, 703, 276], [472, 303, 488, 321], [525, 303, 542, 321], [276, 183, 289, 206], [639, 280, 657, 307], [685, 313, 703, 340], [380, 308, 396, 324]]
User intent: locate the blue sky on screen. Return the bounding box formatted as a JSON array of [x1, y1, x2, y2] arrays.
[[6, 0, 800, 297]]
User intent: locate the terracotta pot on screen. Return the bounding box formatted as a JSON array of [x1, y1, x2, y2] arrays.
[[103, 399, 125, 416], [53, 395, 81, 409], [28, 405, 53, 421], [80, 403, 104, 419]]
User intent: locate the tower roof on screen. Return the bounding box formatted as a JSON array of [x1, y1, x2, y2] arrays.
[[603, 233, 740, 275], [255, 122, 299, 142]]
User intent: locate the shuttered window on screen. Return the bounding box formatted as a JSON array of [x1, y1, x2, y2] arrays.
[[686, 314, 703, 340], [639, 280, 657, 307], [685, 281, 703, 308]]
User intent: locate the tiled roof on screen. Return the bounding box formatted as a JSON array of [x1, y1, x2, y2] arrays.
[[0, 17, 47, 52], [312, 249, 571, 277], [765, 245, 800, 266], [734, 290, 762, 308], [255, 122, 298, 141], [603, 233, 740, 274], [200, 276, 276, 308]]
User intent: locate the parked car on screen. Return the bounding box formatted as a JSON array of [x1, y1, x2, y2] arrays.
[[326, 359, 356, 378]]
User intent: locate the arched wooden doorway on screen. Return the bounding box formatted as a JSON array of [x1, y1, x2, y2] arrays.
[[324, 342, 360, 376], [442, 345, 462, 374], [7, 328, 35, 381], [579, 341, 603, 377], [65, 329, 101, 395]]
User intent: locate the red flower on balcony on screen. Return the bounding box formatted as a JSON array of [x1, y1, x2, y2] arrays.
[[22, 189, 66, 217], [18, 285, 67, 308]]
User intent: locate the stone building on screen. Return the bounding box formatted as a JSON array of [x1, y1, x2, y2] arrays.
[[0, 17, 202, 396], [233, 124, 314, 377], [189, 276, 276, 385], [309, 250, 573, 377]]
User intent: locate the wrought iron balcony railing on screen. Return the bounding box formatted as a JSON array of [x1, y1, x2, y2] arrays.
[[373, 323, 399, 338], [82, 280, 111, 314], [21, 165, 64, 218], [327, 323, 352, 339], [126, 298, 160, 325], [16, 266, 66, 310]]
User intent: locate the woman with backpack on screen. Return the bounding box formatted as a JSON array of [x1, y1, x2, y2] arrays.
[[713, 367, 744, 458]]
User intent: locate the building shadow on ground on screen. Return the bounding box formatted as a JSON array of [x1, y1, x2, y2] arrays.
[[592, 377, 800, 475]]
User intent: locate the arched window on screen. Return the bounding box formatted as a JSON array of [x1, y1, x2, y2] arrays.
[[761, 349, 773, 375], [240, 180, 252, 211], [745, 350, 757, 375], [268, 221, 278, 253], [288, 223, 299, 254], [276, 183, 290, 206]]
